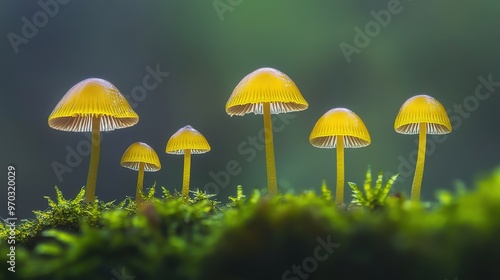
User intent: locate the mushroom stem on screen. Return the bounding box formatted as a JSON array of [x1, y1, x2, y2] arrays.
[[136, 162, 145, 204], [411, 123, 427, 201], [85, 116, 100, 203], [263, 102, 277, 195], [182, 149, 192, 198], [335, 136, 345, 205]]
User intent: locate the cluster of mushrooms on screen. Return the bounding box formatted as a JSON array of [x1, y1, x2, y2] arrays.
[[48, 67, 451, 205]]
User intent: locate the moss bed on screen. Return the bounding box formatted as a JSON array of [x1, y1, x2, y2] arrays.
[[2, 167, 500, 280]]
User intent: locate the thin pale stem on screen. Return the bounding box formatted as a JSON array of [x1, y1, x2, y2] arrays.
[[411, 123, 427, 202], [85, 117, 100, 203], [335, 136, 345, 205], [136, 162, 145, 204], [263, 102, 277, 195], [182, 150, 191, 198]]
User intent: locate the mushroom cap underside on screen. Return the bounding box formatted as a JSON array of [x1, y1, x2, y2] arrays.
[[166, 125, 211, 154], [48, 78, 138, 132], [121, 142, 161, 171], [226, 67, 308, 116], [394, 94, 452, 134], [310, 108, 371, 148]]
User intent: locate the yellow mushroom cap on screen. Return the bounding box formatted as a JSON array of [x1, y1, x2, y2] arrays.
[[394, 94, 452, 134], [166, 125, 211, 155], [225, 67, 309, 116], [309, 108, 371, 148], [121, 142, 161, 172], [48, 78, 139, 132]]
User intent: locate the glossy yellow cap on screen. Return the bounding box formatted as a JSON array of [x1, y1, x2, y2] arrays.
[[394, 94, 452, 134], [225, 67, 308, 116], [310, 108, 371, 148], [48, 78, 139, 132], [166, 125, 211, 154], [121, 142, 161, 172]]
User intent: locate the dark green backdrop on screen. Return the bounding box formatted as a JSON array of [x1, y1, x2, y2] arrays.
[[1, 0, 499, 218]]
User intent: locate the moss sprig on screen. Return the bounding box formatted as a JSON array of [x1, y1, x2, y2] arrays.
[[348, 166, 399, 210]]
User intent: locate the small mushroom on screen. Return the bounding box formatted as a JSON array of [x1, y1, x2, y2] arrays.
[[166, 125, 211, 198], [226, 67, 308, 195], [120, 142, 161, 204], [48, 78, 139, 202], [394, 94, 452, 201], [309, 108, 371, 205]]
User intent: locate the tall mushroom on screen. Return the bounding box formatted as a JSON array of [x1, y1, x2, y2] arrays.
[[121, 142, 161, 204], [48, 78, 139, 203], [225, 67, 308, 195], [166, 125, 211, 198], [394, 94, 452, 201], [309, 108, 371, 205]]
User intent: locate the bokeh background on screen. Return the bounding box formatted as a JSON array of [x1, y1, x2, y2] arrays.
[[1, 0, 499, 218]]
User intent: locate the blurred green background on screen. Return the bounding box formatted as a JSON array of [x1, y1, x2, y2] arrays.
[[1, 0, 499, 218]]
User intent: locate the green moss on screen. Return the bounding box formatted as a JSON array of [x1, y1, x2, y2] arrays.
[[348, 166, 399, 210], [2, 168, 500, 279]]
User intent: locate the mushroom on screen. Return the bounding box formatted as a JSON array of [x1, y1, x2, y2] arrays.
[[225, 67, 308, 195], [394, 94, 452, 201], [48, 78, 139, 203], [166, 125, 211, 198], [120, 142, 161, 204], [309, 108, 371, 205]]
